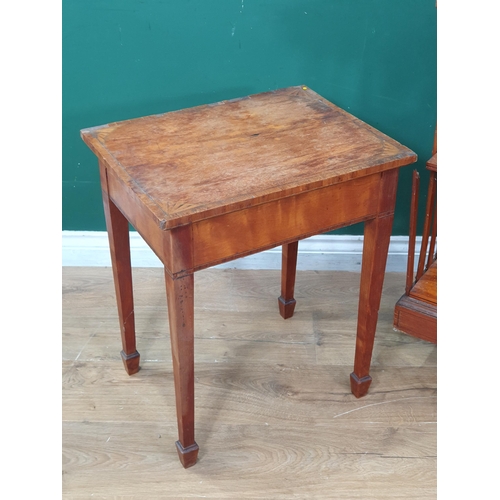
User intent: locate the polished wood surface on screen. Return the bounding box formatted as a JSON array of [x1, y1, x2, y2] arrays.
[[165, 271, 199, 467], [102, 189, 139, 375], [81, 86, 417, 467], [279, 241, 299, 319], [411, 260, 437, 305], [62, 267, 437, 499], [394, 264, 437, 344]]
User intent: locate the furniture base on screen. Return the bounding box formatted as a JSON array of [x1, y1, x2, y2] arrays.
[[175, 441, 199, 469], [120, 350, 140, 375], [278, 296, 296, 319], [350, 373, 372, 398], [393, 295, 437, 344]]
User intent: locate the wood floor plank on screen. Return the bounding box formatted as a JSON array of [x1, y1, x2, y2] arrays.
[[62, 267, 437, 499], [63, 420, 436, 498], [63, 361, 436, 425]]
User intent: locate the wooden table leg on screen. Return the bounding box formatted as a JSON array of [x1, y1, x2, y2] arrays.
[[278, 241, 299, 319], [165, 271, 199, 468], [102, 191, 140, 375], [350, 214, 394, 398]]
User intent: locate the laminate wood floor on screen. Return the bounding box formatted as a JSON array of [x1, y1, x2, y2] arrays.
[[62, 267, 437, 499]]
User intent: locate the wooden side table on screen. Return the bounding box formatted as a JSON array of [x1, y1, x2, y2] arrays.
[[81, 86, 416, 468]]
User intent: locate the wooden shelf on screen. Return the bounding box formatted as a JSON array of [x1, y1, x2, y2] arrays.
[[394, 261, 437, 343], [410, 260, 437, 305]]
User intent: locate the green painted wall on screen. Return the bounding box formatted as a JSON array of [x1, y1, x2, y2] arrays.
[[63, 0, 436, 234]]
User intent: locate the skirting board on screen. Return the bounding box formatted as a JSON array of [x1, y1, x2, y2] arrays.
[[62, 231, 421, 272]]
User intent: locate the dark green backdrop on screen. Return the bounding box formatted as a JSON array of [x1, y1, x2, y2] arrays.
[[63, 0, 436, 234]]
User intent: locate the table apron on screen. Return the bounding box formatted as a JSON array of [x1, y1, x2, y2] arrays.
[[191, 171, 393, 272], [106, 167, 398, 276]]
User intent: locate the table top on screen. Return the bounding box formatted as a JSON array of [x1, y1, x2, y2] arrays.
[[81, 86, 416, 229]]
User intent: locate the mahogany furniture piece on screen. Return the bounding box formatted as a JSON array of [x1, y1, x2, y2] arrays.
[[393, 150, 437, 343], [81, 86, 417, 468]]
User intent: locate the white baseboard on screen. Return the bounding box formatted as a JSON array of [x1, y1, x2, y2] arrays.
[[62, 231, 420, 272]]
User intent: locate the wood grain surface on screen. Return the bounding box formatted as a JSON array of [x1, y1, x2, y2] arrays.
[[410, 261, 437, 306], [81, 86, 416, 229], [63, 267, 436, 499]]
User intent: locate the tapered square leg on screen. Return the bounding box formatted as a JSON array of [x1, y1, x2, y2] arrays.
[[102, 190, 140, 375], [165, 271, 199, 468], [278, 241, 299, 319], [350, 214, 394, 398]]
